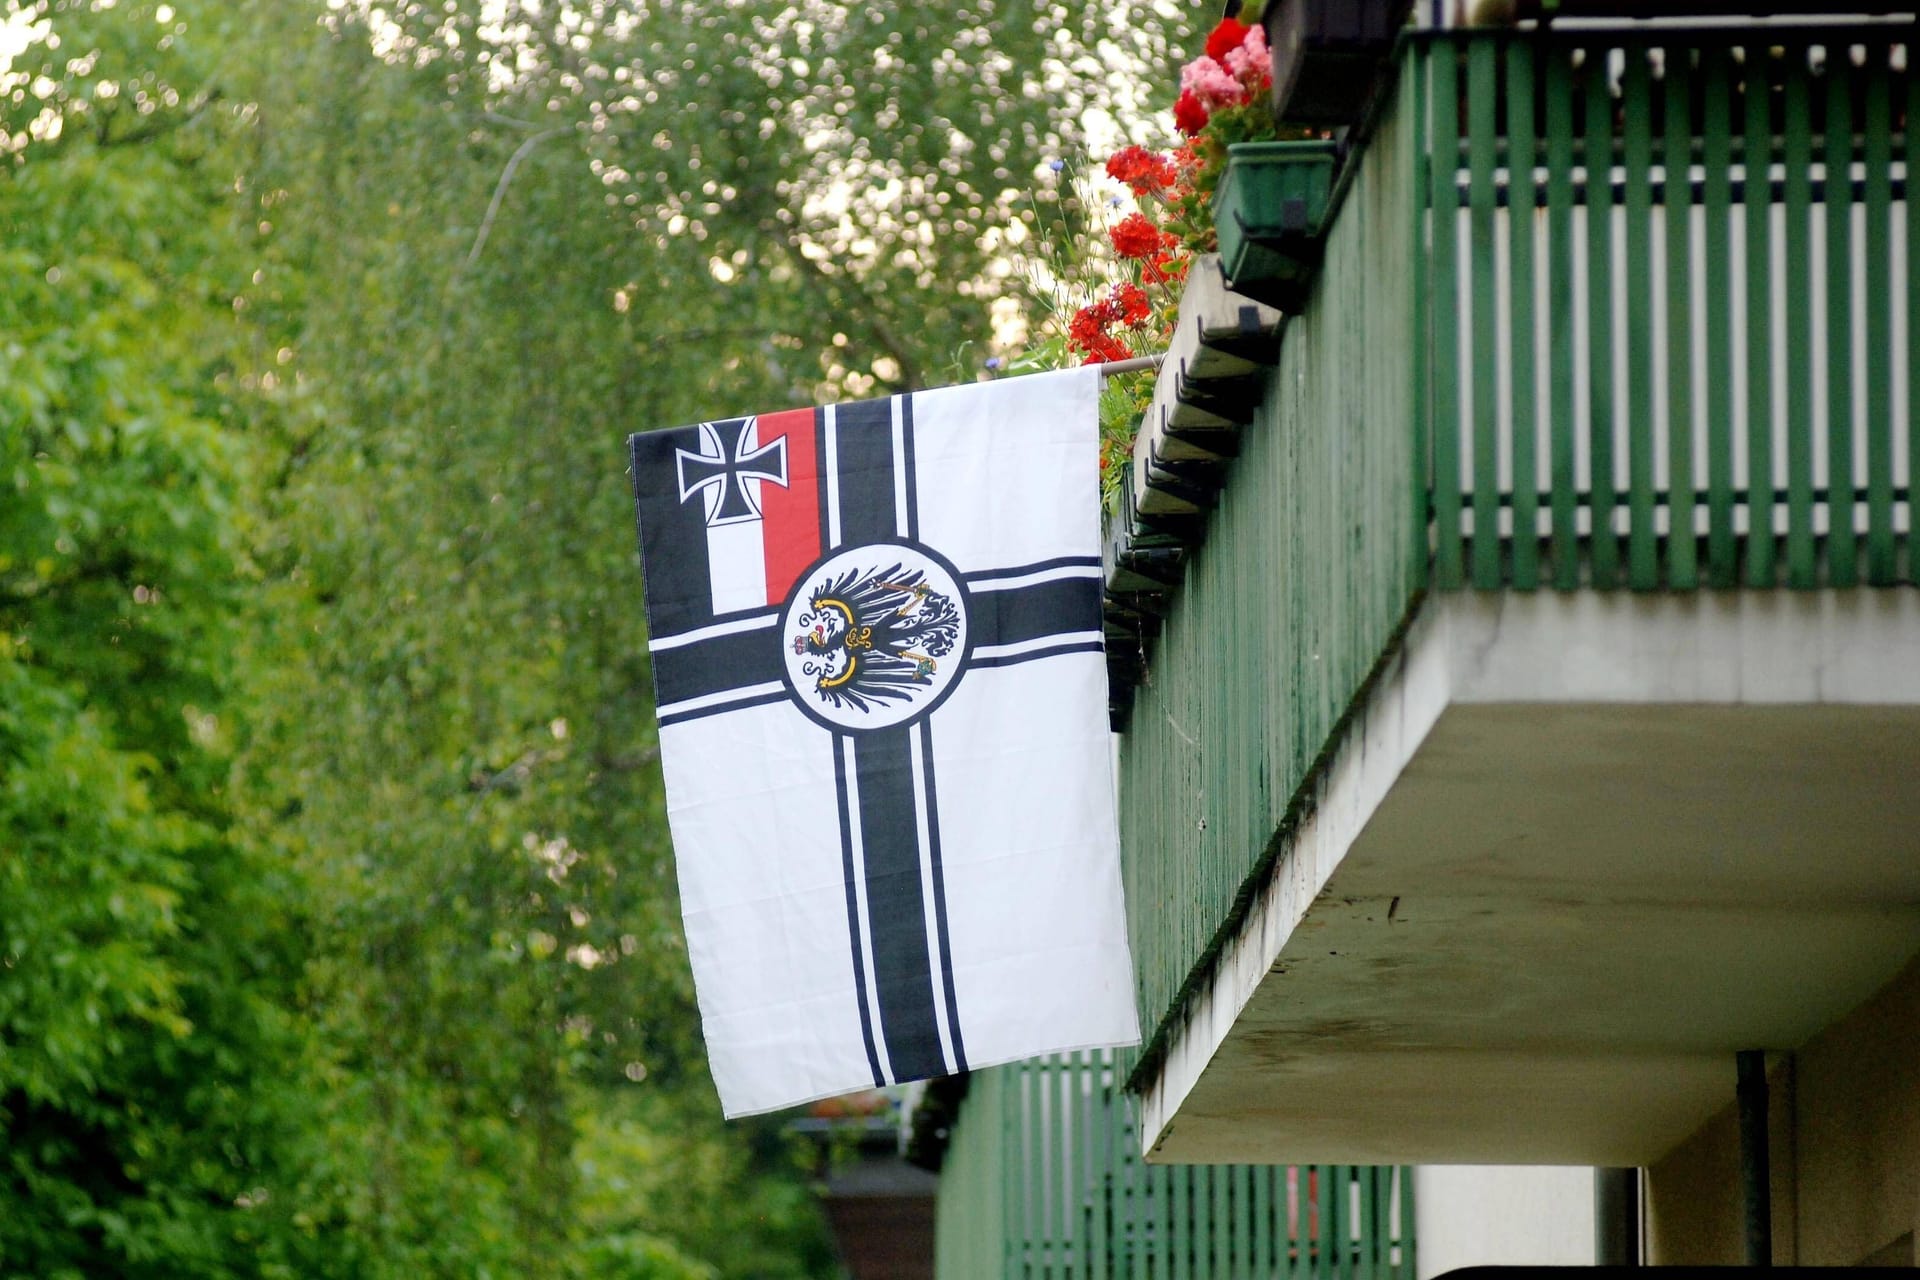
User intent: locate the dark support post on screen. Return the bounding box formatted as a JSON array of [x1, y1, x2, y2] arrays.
[[1738, 1049, 1772, 1267], [1595, 1167, 1641, 1266]]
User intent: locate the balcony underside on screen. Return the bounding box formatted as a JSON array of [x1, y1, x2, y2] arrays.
[[1139, 588, 1920, 1168]]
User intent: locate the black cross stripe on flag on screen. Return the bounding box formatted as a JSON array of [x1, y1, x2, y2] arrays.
[[628, 372, 1139, 1117]]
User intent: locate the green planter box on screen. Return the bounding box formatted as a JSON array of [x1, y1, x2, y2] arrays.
[[1211, 140, 1337, 307], [1262, 0, 1414, 127]]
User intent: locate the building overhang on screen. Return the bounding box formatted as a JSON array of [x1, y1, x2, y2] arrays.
[[1140, 589, 1920, 1167]]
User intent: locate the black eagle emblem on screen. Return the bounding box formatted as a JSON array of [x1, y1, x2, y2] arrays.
[[790, 562, 962, 714]]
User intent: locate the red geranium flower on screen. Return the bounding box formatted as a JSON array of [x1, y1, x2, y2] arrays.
[[1105, 145, 1176, 196], [1071, 291, 1143, 360], [1173, 89, 1209, 137], [1113, 283, 1151, 328], [1205, 17, 1253, 60], [1110, 212, 1165, 260], [1069, 301, 1113, 347], [1142, 250, 1189, 287], [1078, 332, 1132, 364]]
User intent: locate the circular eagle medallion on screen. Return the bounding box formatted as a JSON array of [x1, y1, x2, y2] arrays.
[[779, 541, 971, 732]]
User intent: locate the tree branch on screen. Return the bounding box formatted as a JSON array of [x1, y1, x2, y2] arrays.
[[0, 552, 140, 612], [96, 84, 224, 149], [468, 747, 565, 795], [644, 327, 805, 350], [456, 126, 568, 281], [593, 747, 660, 773], [778, 232, 925, 392]]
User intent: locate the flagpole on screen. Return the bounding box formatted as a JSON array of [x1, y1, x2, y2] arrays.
[[1097, 353, 1166, 377]]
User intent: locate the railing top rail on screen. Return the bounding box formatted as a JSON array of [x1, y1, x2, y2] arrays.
[[1401, 19, 1916, 49]]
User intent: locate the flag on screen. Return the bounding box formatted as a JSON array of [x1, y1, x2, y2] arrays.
[[627, 368, 1141, 1117]]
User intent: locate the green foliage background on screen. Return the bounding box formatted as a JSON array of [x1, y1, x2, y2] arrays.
[[0, 0, 1193, 1275]]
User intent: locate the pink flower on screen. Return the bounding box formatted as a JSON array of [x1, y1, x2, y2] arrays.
[[1179, 54, 1247, 112], [1225, 24, 1272, 87]]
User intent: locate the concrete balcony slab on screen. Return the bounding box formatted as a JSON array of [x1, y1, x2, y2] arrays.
[[1140, 589, 1920, 1167]]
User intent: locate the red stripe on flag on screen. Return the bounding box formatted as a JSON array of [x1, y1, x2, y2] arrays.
[[758, 407, 821, 606]]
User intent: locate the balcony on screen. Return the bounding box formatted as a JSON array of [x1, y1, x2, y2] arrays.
[[932, 1054, 1415, 1277], [1114, 21, 1919, 1167]]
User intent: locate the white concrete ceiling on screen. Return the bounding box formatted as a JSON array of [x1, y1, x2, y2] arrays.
[[1139, 592, 1920, 1167]]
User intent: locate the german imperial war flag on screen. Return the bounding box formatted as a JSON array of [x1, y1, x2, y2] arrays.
[[628, 368, 1140, 1117]]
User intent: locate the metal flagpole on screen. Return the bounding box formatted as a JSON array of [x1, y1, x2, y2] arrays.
[[1738, 1049, 1771, 1267], [980, 353, 1164, 382], [1096, 353, 1166, 377]]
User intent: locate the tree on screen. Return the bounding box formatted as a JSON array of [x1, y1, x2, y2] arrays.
[[0, 0, 1193, 1272], [225, 2, 1192, 1271], [0, 8, 330, 1271]]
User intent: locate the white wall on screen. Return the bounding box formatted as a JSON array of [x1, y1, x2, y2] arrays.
[[1413, 1167, 1595, 1278], [1649, 952, 1920, 1266]]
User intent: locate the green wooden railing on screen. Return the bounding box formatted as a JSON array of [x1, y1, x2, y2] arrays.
[[1118, 51, 1426, 1088], [1420, 24, 1917, 590], [934, 1055, 1416, 1280], [1118, 22, 1914, 1089]]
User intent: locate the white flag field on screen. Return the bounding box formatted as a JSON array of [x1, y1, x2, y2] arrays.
[[627, 367, 1140, 1117]]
